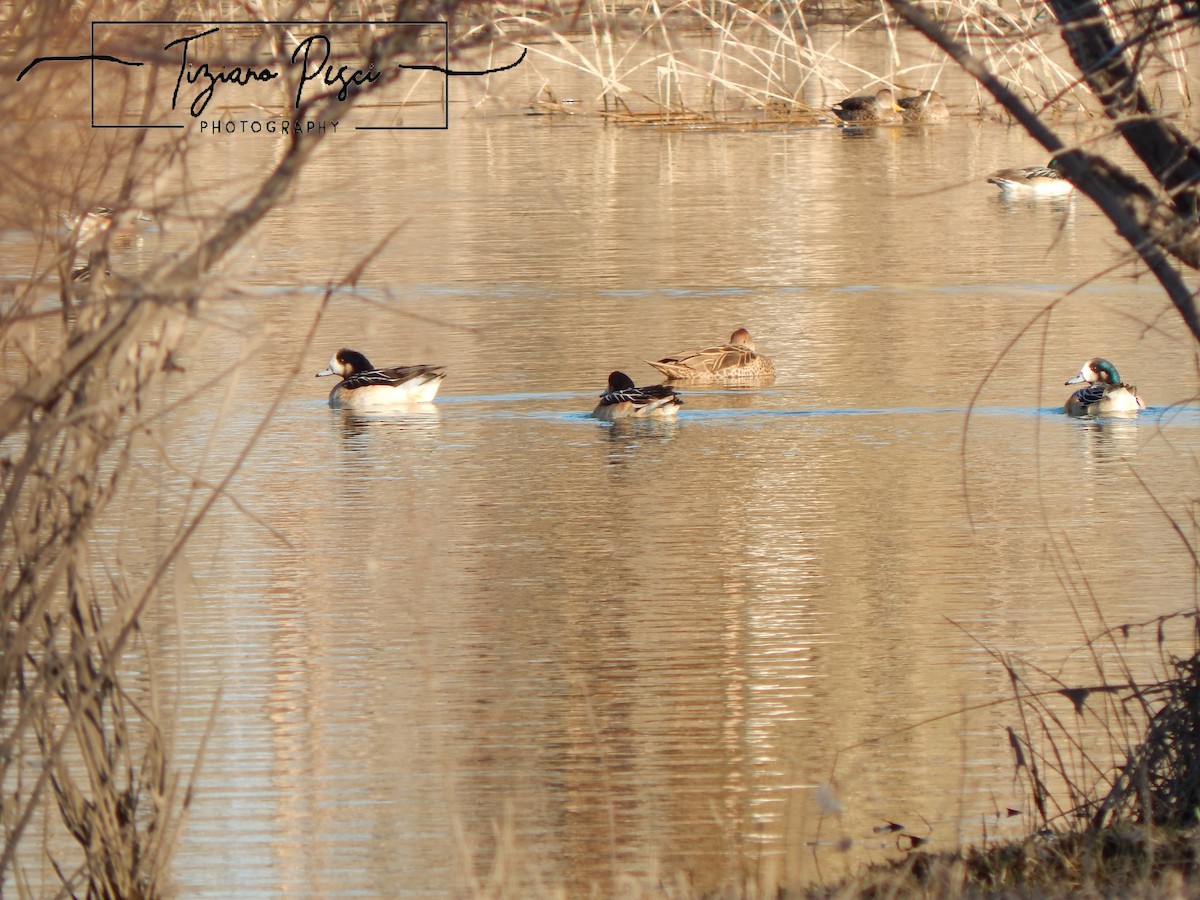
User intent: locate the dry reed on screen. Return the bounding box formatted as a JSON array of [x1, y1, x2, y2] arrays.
[[498, 0, 1103, 121]]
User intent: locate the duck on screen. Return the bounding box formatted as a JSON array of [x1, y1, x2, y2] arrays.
[[1063, 358, 1145, 416], [316, 348, 445, 409], [988, 160, 1074, 196], [898, 90, 949, 123], [591, 371, 683, 420], [59, 207, 115, 246], [832, 88, 902, 125], [644, 327, 776, 383], [70, 263, 109, 282]]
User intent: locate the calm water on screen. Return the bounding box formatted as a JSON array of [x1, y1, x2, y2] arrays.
[[7, 38, 1200, 897]]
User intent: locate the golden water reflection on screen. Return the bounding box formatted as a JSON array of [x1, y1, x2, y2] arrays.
[[7, 38, 1200, 898]]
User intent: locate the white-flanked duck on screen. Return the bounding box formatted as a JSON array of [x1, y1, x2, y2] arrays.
[[988, 160, 1074, 196], [1064, 358, 1144, 416], [591, 371, 683, 420], [317, 348, 445, 409]]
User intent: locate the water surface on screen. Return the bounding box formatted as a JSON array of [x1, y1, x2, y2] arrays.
[[7, 38, 1200, 897]]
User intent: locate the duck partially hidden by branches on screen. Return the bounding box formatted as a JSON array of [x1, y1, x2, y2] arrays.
[[898, 90, 949, 123], [59, 207, 115, 248], [644, 327, 775, 384], [1064, 358, 1144, 416], [316, 348, 445, 409], [832, 88, 902, 125], [988, 160, 1074, 196], [591, 371, 682, 420]]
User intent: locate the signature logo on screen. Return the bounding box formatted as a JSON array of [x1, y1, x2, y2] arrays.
[[17, 21, 525, 133]]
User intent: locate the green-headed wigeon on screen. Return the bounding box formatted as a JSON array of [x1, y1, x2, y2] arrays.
[[1064, 358, 1144, 416]]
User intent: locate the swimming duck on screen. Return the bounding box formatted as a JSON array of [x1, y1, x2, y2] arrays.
[[70, 263, 109, 282], [988, 160, 1074, 196], [898, 90, 949, 123], [316, 348, 445, 409], [591, 371, 683, 420], [644, 327, 776, 383], [1064, 358, 1144, 416], [832, 88, 902, 125], [59, 207, 115, 253]]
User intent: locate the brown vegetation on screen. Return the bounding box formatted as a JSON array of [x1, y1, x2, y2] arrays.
[[825, 825, 1200, 897]]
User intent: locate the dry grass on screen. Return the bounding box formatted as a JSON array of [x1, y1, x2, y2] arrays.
[[819, 824, 1200, 897], [769, 609, 1200, 898], [495, 0, 1117, 122]]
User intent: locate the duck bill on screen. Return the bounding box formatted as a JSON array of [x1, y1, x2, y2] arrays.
[[316, 366, 335, 378], [1065, 374, 1086, 385]]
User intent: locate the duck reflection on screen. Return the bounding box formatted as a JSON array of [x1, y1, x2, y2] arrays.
[[1076, 415, 1142, 471], [335, 405, 442, 447], [601, 416, 681, 464], [993, 191, 1077, 217], [601, 415, 681, 441]]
